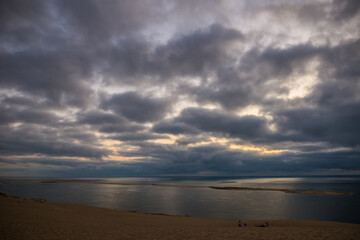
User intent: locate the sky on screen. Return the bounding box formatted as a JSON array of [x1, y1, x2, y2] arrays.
[[1, 0, 360, 177]]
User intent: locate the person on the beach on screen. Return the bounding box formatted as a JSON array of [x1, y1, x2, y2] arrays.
[[259, 222, 269, 227], [238, 220, 247, 227]]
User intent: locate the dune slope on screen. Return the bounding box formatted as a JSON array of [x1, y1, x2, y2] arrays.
[[1, 193, 359, 240]]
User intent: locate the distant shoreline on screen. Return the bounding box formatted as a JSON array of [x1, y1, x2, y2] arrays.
[[41, 180, 352, 196]]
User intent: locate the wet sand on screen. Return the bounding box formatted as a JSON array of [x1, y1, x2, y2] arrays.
[[42, 180, 352, 195], [1, 193, 359, 240]]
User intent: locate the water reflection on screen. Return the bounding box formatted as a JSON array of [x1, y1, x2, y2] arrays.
[[1, 176, 359, 223]]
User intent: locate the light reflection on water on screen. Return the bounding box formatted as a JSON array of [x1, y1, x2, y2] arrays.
[[1, 176, 359, 223]]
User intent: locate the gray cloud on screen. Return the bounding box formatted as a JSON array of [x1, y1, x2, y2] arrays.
[[152, 120, 200, 135], [154, 23, 243, 77], [102, 92, 172, 123], [100, 23, 243, 85], [0, 97, 59, 125], [333, 0, 360, 21], [188, 66, 256, 110], [77, 110, 144, 133], [311, 39, 360, 106], [110, 132, 169, 142], [274, 102, 360, 147], [114, 141, 360, 176], [175, 135, 209, 146], [0, 126, 110, 159], [54, 0, 161, 44], [0, 0, 52, 50], [182, 43, 323, 111], [154, 108, 270, 141], [0, 50, 94, 107]]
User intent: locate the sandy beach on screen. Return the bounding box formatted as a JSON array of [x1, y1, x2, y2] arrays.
[[1, 193, 359, 240]]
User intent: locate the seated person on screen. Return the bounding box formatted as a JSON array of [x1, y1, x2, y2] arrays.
[[259, 222, 269, 227], [238, 220, 247, 227]]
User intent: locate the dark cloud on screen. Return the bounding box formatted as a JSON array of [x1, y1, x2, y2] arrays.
[[0, 50, 94, 107], [274, 102, 360, 147], [2, 95, 38, 107], [254, 44, 320, 76], [100, 37, 154, 81], [333, 0, 360, 21], [0, 156, 97, 168], [0, 97, 58, 125], [183, 43, 323, 110], [54, 0, 160, 44], [10, 108, 57, 125], [77, 110, 144, 133], [3, 147, 359, 177], [0, 1, 94, 108], [0, 0, 52, 50], [189, 66, 255, 110], [0, 0, 159, 108], [157, 108, 271, 141], [110, 132, 169, 142], [154, 23, 243, 77], [114, 141, 360, 176], [175, 136, 208, 146], [101, 23, 243, 85], [0, 107, 15, 125], [78, 110, 128, 125], [0, 128, 110, 159], [310, 39, 360, 107], [102, 92, 172, 123], [152, 120, 200, 135]]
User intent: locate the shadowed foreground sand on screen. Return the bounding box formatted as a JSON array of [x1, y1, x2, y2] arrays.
[[1, 193, 359, 240]]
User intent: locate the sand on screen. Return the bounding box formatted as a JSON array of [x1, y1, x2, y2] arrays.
[[42, 180, 351, 195], [1, 193, 359, 240]]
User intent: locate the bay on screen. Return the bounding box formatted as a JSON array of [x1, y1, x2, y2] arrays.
[[1, 176, 359, 224]]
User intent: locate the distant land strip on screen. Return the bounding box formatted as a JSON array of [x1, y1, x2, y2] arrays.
[[41, 180, 351, 196], [208, 186, 352, 196]]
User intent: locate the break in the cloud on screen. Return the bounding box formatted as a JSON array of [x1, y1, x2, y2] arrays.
[[1, 0, 360, 177]]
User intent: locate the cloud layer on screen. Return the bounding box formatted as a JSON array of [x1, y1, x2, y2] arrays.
[[1, 0, 360, 177]]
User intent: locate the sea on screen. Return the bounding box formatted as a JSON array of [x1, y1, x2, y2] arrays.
[[1, 176, 360, 224]]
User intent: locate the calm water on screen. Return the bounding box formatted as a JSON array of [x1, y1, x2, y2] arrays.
[[1, 176, 360, 224]]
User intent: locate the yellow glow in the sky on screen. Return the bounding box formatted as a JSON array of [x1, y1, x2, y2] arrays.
[[4, 153, 146, 163], [187, 137, 229, 147], [185, 136, 287, 155], [103, 155, 143, 161], [282, 58, 320, 100], [186, 137, 285, 155], [236, 105, 262, 117], [209, 137, 228, 144], [230, 144, 286, 154], [101, 139, 120, 147], [148, 135, 177, 145], [5, 154, 92, 161], [286, 74, 318, 99]]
